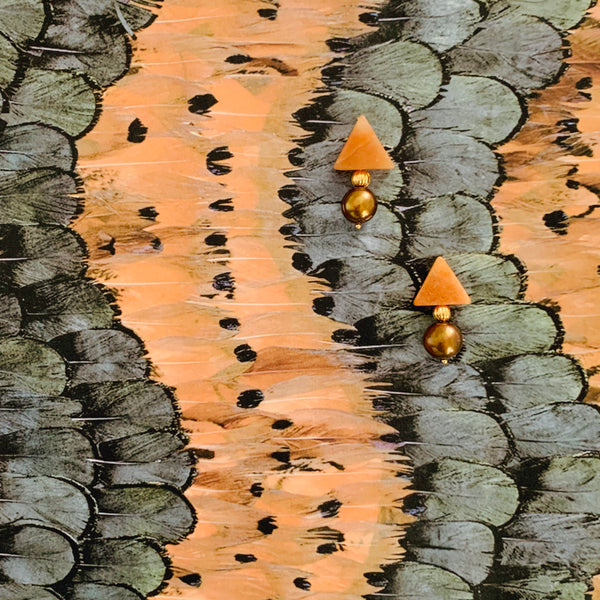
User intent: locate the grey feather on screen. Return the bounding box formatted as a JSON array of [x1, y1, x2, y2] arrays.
[[406, 520, 495, 585], [0, 474, 92, 538], [417, 458, 519, 526], [340, 40, 443, 109], [403, 194, 494, 258], [411, 75, 523, 145], [490, 354, 585, 411], [403, 129, 499, 200], [447, 14, 564, 94]]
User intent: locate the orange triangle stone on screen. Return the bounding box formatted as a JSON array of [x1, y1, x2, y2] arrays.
[[334, 115, 395, 171], [413, 257, 472, 307]]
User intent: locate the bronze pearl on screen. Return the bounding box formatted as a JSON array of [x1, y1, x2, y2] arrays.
[[341, 187, 377, 227], [423, 321, 463, 361]]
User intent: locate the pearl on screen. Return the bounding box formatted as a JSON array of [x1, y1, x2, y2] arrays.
[[341, 187, 377, 226], [423, 321, 463, 361]]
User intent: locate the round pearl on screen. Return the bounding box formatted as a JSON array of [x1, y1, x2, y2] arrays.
[[341, 187, 377, 226], [423, 321, 463, 361]]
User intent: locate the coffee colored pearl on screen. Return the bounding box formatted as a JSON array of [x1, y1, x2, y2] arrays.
[[341, 187, 377, 226], [423, 321, 463, 361]]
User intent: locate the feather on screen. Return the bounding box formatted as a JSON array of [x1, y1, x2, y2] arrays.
[[338, 40, 443, 109], [441, 254, 523, 303], [0, 393, 81, 435], [0, 34, 19, 90], [405, 521, 495, 585], [447, 14, 564, 94], [376, 0, 484, 52], [0, 337, 66, 396], [0, 473, 92, 538], [489, 354, 586, 411], [375, 361, 488, 406], [454, 304, 560, 363], [411, 75, 523, 145], [20, 278, 116, 342], [524, 456, 600, 515], [0, 427, 95, 485], [0, 525, 76, 586], [0, 169, 82, 227], [62, 583, 143, 600], [502, 403, 600, 458], [325, 89, 404, 150], [94, 485, 195, 543], [480, 568, 587, 600], [374, 561, 473, 600], [73, 539, 167, 596], [0, 0, 46, 45], [415, 458, 519, 527], [360, 304, 559, 365], [0, 293, 20, 336], [285, 201, 404, 268], [500, 513, 600, 578], [403, 194, 494, 258], [50, 329, 149, 386], [491, 0, 591, 29], [289, 140, 404, 210], [310, 257, 414, 325], [72, 380, 177, 442], [402, 129, 500, 200], [0, 124, 75, 173], [0, 225, 86, 289], [0, 584, 63, 600], [39, 4, 131, 88], [391, 409, 509, 467], [98, 431, 194, 489], [3, 69, 98, 138]]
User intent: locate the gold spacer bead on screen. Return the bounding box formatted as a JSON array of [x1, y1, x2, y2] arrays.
[[433, 305, 452, 322], [351, 170, 371, 188]]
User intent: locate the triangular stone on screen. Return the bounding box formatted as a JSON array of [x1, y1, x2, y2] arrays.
[[334, 115, 395, 171], [413, 257, 471, 306]]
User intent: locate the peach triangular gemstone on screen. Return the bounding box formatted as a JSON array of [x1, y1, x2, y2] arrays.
[[334, 115, 395, 171], [413, 257, 472, 306]]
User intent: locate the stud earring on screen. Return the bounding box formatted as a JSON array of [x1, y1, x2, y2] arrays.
[[413, 257, 471, 363], [334, 115, 395, 229]]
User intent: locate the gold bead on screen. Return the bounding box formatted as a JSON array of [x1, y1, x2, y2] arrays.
[[341, 187, 377, 226], [351, 170, 371, 188], [433, 305, 451, 322], [423, 321, 463, 361]]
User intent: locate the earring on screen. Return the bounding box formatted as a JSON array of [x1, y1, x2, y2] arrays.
[[413, 257, 471, 363], [334, 115, 395, 229]]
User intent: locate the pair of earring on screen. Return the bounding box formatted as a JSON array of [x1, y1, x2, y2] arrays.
[[333, 116, 471, 363]]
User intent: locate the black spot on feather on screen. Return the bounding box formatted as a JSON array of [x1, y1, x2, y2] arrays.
[[188, 94, 217, 114], [127, 118, 147, 143]]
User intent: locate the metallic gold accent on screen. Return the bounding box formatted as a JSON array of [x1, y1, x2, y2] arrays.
[[433, 305, 451, 322], [351, 170, 371, 188]]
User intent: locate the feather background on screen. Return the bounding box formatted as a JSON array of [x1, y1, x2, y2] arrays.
[[2, 0, 600, 599]]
